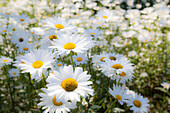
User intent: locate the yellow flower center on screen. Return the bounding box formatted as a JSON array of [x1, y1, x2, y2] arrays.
[[19, 38, 24, 42], [133, 100, 142, 108], [2, 30, 6, 32], [2, 60, 7, 62], [98, 22, 102, 24], [61, 78, 78, 91], [32, 32, 34, 34], [132, 12, 135, 14], [23, 48, 28, 51], [145, 39, 148, 42], [32, 60, 43, 69], [164, 85, 168, 88], [103, 16, 108, 19], [20, 19, 25, 21], [12, 28, 16, 31], [90, 33, 95, 35], [55, 24, 65, 29], [109, 56, 116, 60], [116, 95, 122, 100], [6, 13, 11, 15], [112, 64, 123, 69], [76, 57, 82, 62], [102, 25, 106, 27], [52, 96, 63, 106], [119, 72, 126, 76], [21, 61, 25, 64], [13, 72, 17, 75], [49, 35, 57, 41], [100, 57, 105, 62], [57, 64, 62, 66], [64, 43, 76, 50], [132, 22, 136, 25]]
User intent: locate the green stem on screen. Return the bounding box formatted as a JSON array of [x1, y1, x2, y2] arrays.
[[70, 51, 75, 71], [3, 65, 14, 111], [104, 99, 116, 113], [42, 73, 47, 86], [59, 55, 64, 66]]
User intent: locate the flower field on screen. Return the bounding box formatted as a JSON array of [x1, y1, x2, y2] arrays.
[[0, 0, 169, 113]]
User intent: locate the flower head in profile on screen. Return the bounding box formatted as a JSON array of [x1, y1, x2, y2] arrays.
[[38, 88, 77, 113], [0, 56, 13, 66]]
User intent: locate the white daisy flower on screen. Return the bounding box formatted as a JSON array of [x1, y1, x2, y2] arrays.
[[159, 19, 170, 27], [161, 82, 170, 90], [124, 93, 150, 113], [15, 14, 30, 24], [46, 65, 94, 102], [140, 72, 148, 78], [8, 68, 20, 77], [0, 56, 13, 66], [16, 49, 55, 79], [107, 53, 126, 61], [137, 34, 152, 42], [18, 42, 33, 54], [30, 27, 45, 36], [0, 11, 14, 18], [109, 84, 129, 105], [7, 24, 21, 33], [40, 29, 58, 49], [73, 53, 88, 66], [51, 61, 64, 71], [0, 27, 7, 34], [42, 17, 75, 33], [50, 33, 95, 55], [126, 89, 136, 97], [99, 58, 134, 83], [126, 9, 140, 19], [122, 31, 136, 38], [92, 51, 109, 66], [38, 88, 77, 113], [83, 28, 103, 39], [141, 7, 154, 14], [96, 9, 113, 22], [128, 50, 137, 57], [99, 22, 109, 29], [11, 30, 30, 47]]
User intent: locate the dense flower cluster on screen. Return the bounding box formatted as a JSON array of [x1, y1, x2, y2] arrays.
[[0, 0, 169, 113]]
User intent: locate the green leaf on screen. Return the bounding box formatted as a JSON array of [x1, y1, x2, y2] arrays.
[[91, 105, 101, 109], [154, 87, 168, 93]]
